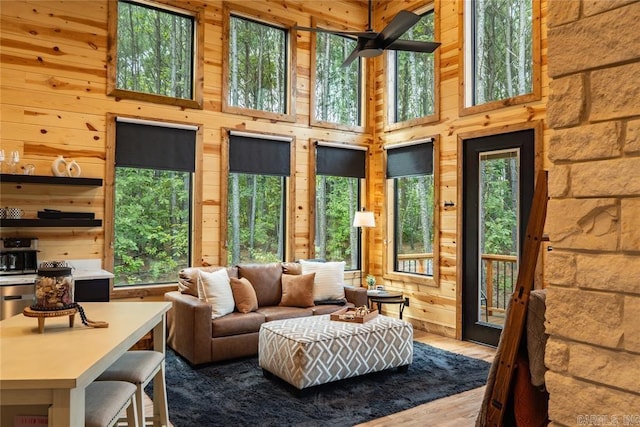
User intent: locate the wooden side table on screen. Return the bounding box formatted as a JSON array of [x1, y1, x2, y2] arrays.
[[367, 290, 405, 319]]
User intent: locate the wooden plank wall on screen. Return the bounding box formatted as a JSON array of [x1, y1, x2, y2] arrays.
[[0, 0, 549, 335]]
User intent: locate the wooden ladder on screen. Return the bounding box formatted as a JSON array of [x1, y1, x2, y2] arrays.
[[485, 170, 548, 426]]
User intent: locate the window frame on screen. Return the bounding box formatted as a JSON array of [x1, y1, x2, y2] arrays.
[[384, 3, 440, 132], [309, 17, 367, 133], [106, 0, 204, 109], [459, 0, 541, 116], [221, 129, 296, 264], [383, 136, 440, 288], [221, 4, 297, 123], [310, 141, 368, 274], [104, 114, 203, 299]]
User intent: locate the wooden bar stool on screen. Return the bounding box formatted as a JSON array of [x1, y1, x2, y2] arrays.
[[85, 380, 138, 427], [96, 350, 168, 427]]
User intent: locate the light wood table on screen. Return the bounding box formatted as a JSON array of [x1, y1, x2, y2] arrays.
[[0, 301, 172, 427]]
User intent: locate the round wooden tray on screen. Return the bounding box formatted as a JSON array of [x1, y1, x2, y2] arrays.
[[23, 306, 78, 333]]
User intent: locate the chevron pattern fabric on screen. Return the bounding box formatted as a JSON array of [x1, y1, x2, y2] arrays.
[[258, 314, 413, 389]]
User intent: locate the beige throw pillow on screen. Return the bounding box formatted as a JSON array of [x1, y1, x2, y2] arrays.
[[197, 269, 235, 319], [280, 273, 315, 308], [230, 277, 259, 313], [299, 260, 346, 301]]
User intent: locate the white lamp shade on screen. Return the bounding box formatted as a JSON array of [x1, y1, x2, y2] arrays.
[[353, 211, 375, 228]]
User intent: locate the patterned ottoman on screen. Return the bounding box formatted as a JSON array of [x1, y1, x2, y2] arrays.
[[258, 314, 413, 390]]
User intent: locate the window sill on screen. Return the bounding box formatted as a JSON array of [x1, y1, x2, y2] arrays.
[[111, 283, 178, 300]]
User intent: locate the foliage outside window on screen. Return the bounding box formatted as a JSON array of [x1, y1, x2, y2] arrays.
[[227, 174, 286, 265], [114, 168, 191, 286], [466, 0, 534, 108], [315, 176, 360, 269], [227, 14, 287, 114], [388, 10, 436, 125], [313, 32, 361, 128], [386, 142, 435, 277], [480, 151, 519, 257], [108, 0, 203, 108], [394, 176, 434, 275]]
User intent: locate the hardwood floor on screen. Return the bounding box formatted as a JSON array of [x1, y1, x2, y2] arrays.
[[143, 330, 495, 427], [355, 329, 496, 427]]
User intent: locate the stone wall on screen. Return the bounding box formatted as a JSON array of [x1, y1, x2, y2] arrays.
[[545, 0, 640, 425]]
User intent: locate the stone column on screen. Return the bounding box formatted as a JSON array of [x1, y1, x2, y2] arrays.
[[545, 0, 640, 424]]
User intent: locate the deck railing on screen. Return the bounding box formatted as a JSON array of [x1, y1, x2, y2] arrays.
[[396, 252, 434, 276], [395, 252, 518, 318], [481, 254, 518, 317]]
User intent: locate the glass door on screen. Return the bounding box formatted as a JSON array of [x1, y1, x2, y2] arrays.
[[462, 130, 534, 346]]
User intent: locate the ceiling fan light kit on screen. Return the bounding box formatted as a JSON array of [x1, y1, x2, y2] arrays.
[[296, 1, 441, 67]]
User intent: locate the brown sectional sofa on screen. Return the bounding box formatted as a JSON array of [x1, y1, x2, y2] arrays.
[[165, 262, 368, 365]]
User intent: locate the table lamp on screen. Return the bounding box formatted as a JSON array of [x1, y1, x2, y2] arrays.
[[353, 208, 375, 287]]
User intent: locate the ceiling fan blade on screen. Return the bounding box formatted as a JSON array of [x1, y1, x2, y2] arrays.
[[294, 26, 377, 39], [386, 39, 441, 53], [341, 46, 362, 67], [375, 10, 421, 50]]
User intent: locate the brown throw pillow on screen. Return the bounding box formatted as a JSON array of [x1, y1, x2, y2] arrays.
[[230, 277, 259, 313], [280, 273, 315, 308]]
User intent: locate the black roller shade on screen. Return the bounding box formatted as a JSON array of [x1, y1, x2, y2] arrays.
[[316, 144, 366, 178], [116, 121, 196, 172], [386, 141, 433, 178], [229, 134, 291, 176]]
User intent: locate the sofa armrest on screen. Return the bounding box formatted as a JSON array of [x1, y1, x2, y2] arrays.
[[165, 291, 212, 365], [343, 285, 368, 307]]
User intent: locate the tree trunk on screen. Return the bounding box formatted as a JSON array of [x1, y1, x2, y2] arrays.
[[249, 175, 257, 257], [475, 0, 486, 104], [419, 175, 432, 253], [518, 0, 528, 94], [348, 180, 358, 269], [504, 3, 514, 98], [230, 174, 241, 264], [316, 176, 327, 259]]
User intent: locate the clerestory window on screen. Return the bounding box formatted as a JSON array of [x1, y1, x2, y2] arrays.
[[107, 0, 204, 109]]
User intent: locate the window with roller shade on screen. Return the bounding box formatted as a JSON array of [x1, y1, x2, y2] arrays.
[[386, 140, 434, 276], [113, 118, 195, 286], [315, 143, 366, 270], [227, 132, 291, 264]]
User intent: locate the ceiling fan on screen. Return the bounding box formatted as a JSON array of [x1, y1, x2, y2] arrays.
[[295, 0, 441, 67]]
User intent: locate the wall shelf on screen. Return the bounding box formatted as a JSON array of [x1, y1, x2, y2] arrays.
[[0, 219, 103, 228], [0, 174, 103, 186], [1, 174, 103, 228]]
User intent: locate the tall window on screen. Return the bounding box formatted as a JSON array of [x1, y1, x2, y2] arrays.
[[386, 141, 435, 277], [464, 0, 537, 110], [388, 9, 437, 126], [113, 118, 195, 286], [312, 31, 362, 128], [227, 133, 291, 264], [315, 143, 366, 269], [107, 0, 203, 108]]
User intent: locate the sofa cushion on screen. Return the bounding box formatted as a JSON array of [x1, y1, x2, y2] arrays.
[[299, 260, 346, 301], [230, 277, 259, 313], [256, 306, 314, 322], [280, 273, 315, 308], [178, 266, 238, 297], [197, 269, 235, 319], [211, 312, 266, 338], [238, 263, 283, 307]]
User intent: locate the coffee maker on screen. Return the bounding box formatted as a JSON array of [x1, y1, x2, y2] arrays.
[[0, 237, 38, 275]]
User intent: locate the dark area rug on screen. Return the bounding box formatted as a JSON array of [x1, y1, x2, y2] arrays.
[[153, 342, 490, 427]]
